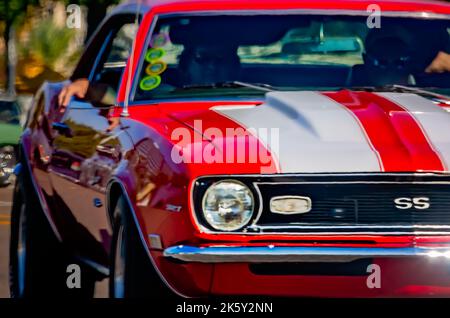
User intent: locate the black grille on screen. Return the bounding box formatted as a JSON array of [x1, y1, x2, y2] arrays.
[[193, 173, 450, 234], [255, 182, 450, 227]]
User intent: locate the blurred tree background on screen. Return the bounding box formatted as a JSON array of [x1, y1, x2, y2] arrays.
[[0, 0, 121, 95], [1, 0, 450, 96]]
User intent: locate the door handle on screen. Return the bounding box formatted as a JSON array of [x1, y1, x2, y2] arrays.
[[52, 122, 72, 137]]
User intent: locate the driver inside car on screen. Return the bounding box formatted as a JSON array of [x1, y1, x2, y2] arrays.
[[350, 24, 415, 86], [350, 23, 450, 87]]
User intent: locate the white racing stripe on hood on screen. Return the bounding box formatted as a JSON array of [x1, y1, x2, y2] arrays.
[[212, 91, 382, 173], [378, 92, 450, 170]]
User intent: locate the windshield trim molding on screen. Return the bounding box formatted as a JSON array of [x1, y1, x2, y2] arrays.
[[154, 9, 450, 20]]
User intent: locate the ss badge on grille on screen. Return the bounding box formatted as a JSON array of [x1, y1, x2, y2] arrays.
[[270, 196, 312, 214], [394, 197, 430, 210]]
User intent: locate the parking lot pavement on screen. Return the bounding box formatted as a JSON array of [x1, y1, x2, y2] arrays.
[[0, 185, 108, 298]]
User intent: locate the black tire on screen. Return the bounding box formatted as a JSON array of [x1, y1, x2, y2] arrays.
[[9, 162, 96, 298], [109, 195, 175, 298]]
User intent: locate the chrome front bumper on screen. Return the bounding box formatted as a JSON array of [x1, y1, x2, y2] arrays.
[[164, 245, 450, 263]]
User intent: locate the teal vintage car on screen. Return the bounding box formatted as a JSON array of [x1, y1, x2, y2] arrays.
[[0, 97, 22, 187]]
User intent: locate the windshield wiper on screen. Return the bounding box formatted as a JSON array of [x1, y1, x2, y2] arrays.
[[387, 85, 450, 105], [383, 84, 450, 101], [180, 81, 276, 92], [348, 84, 450, 104]]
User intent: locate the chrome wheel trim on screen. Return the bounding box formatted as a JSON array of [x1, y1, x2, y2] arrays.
[[17, 201, 27, 297], [113, 225, 125, 298]]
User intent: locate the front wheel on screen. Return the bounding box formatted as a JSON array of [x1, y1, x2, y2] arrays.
[[109, 196, 175, 298]]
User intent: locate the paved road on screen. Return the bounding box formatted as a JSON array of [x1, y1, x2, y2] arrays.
[[0, 185, 13, 298], [0, 184, 107, 298]]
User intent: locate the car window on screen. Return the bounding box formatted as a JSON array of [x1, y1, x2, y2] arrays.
[[72, 14, 138, 81], [90, 22, 138, 92], [103, 23, 139, 68], [133, 14, 450, 102], [143, 22, 365, 67]]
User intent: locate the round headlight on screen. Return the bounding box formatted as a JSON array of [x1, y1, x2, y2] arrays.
[[201, 180, 255, 231]]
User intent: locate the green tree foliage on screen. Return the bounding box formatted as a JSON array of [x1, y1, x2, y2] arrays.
[[0, 0, 40, 92], [21, 18, 76, 69], [14, 17, 80, 93], [0, 0, 121, 92], [0, 0, 39, 25]]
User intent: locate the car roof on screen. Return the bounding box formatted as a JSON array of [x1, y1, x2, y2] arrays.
[[113, 0, 450, 16]]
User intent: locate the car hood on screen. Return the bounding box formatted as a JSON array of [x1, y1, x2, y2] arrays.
[[163, 90, 450, 173]]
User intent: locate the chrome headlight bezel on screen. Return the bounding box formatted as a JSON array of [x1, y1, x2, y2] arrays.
[[199, 179, 256, 232]]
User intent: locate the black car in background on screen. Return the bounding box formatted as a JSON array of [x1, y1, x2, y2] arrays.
[[0, 97, 22, 187]]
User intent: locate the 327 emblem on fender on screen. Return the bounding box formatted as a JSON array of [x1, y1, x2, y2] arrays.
[[394, 197, 431, 210]]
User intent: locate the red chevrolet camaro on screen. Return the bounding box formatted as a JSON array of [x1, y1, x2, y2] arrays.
[[9, 0, 450, 298]]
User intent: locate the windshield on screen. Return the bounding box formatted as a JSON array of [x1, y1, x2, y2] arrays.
[[134, 14, 450, 101]]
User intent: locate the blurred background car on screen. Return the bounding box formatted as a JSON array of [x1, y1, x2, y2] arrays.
[[0, 96, 21, 187]]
